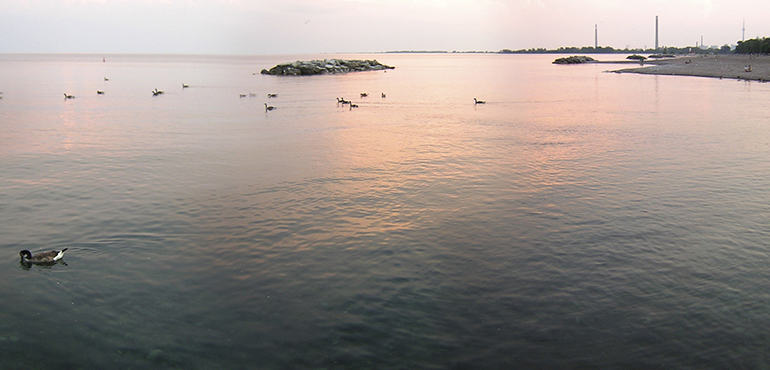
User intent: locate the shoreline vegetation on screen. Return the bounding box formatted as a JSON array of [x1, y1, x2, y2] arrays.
[[384, 45, 726, 55], [385, 37, 770, 56]]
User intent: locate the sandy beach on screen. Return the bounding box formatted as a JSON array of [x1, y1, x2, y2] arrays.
[[610, 54, 770, 81]]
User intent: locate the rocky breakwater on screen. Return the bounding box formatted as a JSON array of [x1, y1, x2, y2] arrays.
[[552, 56, 597, 64], [261, 59, 395, 76]]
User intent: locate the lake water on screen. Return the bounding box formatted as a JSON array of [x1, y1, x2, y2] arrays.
[[2, 53, 770, 369]]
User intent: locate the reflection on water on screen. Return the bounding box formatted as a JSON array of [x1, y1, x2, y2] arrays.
[[19, 260, 68, 270], [2, 53, 770, 369]]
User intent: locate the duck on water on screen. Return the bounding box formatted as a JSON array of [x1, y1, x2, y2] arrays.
[[20, 248, 68, 264]]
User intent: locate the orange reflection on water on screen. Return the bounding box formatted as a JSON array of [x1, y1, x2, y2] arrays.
[[1, 101, 109, 156]]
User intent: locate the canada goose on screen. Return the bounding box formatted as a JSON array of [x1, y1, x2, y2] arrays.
[[337, 97, 351, 105], [104, 77, 109, 81], [360, 93, 368, 97], [152, 89, 164, 96], [381, 93, 386, 98], [265, 103, 275, 111], [267, 93, 278, 98], [97, 90, 105, 95], [64, 93, 75, 99], [20, 248, 68, 264], [349, 102, 359, 110], [474, 98, 485, 104], [182, 84, 189, 88], [239, 94, 247, 98]]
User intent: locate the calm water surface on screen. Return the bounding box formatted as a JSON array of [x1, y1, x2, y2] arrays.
[[2, 53, 770, 369]]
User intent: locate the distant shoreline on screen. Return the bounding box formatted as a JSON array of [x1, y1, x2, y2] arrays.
[[608, 54, 770, 82]]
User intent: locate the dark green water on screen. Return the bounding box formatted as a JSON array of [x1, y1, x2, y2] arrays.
[[2, 53, 770, 369]]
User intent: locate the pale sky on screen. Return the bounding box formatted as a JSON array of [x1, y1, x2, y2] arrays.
[[0, 0, 767, 55]]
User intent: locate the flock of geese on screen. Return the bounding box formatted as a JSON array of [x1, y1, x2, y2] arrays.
[[335, 92, 386, 110], [58, 78, 286, 112], [238, 92, 279, 111], [52, 77, 487, 112], [334, 93, 485, 110]]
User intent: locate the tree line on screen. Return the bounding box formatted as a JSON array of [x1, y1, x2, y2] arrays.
[[501, 38, 770, 55], [500, 46, 654, 54], [735, 38, 770, 54]]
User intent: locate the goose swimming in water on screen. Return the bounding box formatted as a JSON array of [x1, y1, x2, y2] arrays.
[[267, 93, 278, 98], [265, 103, 275, 111], [337, 97, 351, 105], [360, 93, 368, 98], [64, 93, 75, 99], [97, 90, 105, 95], [381, 93, 386, 98], [152, 89, 164, 96], [20, 248, 68, 264], [349, 102, 359, 110], [474, 98, 485, 104], [239, 94, 247, 98], [182, 84, 189, 88]]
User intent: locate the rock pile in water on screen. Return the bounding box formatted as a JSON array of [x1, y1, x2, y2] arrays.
[[552, 56, 597, 64], [626, 54, 647, 61], [261, 59, 395, 76]]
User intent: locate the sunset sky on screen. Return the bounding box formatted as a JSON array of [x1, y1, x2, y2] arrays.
[[0, 0, 766, 55]]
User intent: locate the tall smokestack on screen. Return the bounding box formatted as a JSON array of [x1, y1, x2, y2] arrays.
[[655, 16, 659, 50]]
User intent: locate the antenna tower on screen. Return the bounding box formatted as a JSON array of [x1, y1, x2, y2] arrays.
[[742, 19, 745, 41]]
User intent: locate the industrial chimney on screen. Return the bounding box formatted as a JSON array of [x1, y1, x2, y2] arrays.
[[595, 24, 598, 49]]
